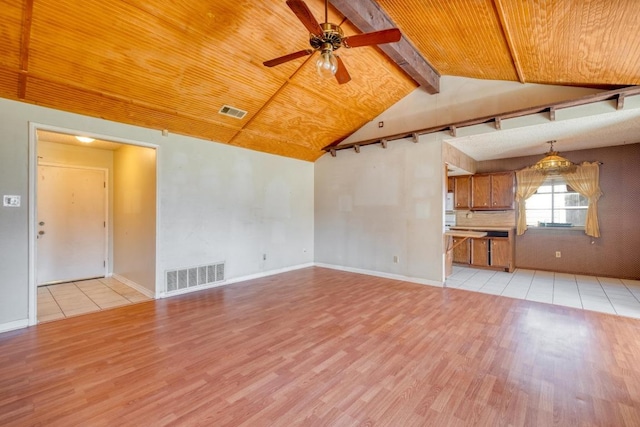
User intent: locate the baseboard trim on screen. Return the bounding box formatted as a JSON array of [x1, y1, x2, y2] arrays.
[[314, 263, 443, 287], [111, 274, 156, 299], [159, 262, 315, 298], [0, 318, 30, 334]]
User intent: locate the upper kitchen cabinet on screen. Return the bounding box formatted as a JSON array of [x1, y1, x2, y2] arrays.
[[471, 172, 515, 210], [453, 176, 471, 209]]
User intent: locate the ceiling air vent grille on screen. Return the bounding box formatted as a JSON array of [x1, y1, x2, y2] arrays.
[[219, 105, 247, 119]]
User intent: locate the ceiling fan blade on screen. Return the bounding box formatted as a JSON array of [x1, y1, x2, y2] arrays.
[[286, 0, 324, 36], [343, 28, 402, 48], [334, 56, 351, 85], [263, 49, 314, 67]]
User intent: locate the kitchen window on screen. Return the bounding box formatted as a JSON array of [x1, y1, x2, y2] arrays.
[[525, 176, 589, 227]]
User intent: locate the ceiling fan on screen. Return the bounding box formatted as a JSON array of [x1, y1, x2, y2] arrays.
[[263, 0, 402, 84]]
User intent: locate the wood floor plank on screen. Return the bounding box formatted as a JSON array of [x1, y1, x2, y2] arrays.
[[1, 267, 640, 425]]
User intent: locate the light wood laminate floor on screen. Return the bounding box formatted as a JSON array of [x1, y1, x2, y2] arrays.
[[2, 267, 640, 425]]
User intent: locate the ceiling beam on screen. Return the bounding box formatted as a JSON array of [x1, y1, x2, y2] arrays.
[[324, 85, 640, 153], [493, 0, 526, 83], [18, 0, 35, 99], [329, 0, 440, 94]]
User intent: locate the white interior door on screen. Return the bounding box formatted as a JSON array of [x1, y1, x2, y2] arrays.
[[37, 165, 107, 285]]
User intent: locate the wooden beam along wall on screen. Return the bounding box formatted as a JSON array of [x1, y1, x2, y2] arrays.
[[324, 85, 640, 154]]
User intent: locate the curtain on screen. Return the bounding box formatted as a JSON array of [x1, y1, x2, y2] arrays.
[[563, 162, 602, 237], [515, 167, 547, 235]]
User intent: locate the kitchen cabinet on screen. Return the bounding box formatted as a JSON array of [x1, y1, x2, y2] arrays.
[[450, 227, 515, 272], [471, 172, 514, 210], [490, 238, 511, 268], [454, 176, 471, 209], [452, 237, 470, 264], [448, 176, 454, 193], [471, 238, 489, 266]]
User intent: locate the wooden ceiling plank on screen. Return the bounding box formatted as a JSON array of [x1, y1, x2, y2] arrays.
[[18, 0, 34, 99], [329, 0, 440, 94], [492, 0, 526, 83], [228, 54, 316, 146]]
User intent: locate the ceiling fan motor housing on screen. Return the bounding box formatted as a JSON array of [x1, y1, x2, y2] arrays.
[[310, 23, 344, 51]]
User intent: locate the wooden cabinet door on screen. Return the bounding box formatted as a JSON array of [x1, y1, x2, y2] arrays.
[[448, 176, 454, 193], [452, 237, 470, 264], [471, 238, 489, 266], [490, 238, 510, 268], [491, 172, 515, 209], [472, 175, 491, 209], [454, 176, 471, 209]]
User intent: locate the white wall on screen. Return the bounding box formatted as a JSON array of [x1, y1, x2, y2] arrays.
[[0, 98, 314, 330], [314, 134, 445, 285], [113, 145, 156, 293]]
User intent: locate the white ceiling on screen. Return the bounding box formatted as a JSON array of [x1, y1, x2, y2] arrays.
[[37, 130, 123, 151], [341, 76, 640, 162], [445, 96, 640, 161]]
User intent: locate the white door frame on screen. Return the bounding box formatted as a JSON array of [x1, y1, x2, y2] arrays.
[[28, 122, 161, 326], [37, 162, 109, 284]]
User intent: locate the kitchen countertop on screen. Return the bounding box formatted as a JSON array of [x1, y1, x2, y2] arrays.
[[444, 230, 488, 238], [450, 226, 515, 232]]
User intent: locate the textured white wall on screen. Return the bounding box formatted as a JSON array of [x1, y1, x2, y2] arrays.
[[314, 134, 445, 285], [0, 98, 314, 329], [113, 145, 156, 293]]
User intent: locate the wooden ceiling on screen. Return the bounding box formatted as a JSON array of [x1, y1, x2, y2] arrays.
[[1, 1, 638, 161]]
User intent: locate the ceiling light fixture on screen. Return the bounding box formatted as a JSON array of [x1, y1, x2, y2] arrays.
[[534, 140, 576, 174], [316, 44, 338, 78], [75, 136, 94, 143]]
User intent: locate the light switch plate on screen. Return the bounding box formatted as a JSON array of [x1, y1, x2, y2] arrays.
[[3, 195, 21, 207]]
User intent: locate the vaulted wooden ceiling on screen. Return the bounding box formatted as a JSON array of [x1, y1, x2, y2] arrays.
[[1, 1, 638, 161]]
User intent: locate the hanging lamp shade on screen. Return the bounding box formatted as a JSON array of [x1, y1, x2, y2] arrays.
[[534, 140, 576, 174]]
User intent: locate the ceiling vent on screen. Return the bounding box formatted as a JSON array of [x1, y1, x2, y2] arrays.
[[219, 105, 247, 119]]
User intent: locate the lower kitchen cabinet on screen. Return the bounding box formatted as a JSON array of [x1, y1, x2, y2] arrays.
[[471, 238, 489, 267], [451, 228, 515, 272], [452, 237, 470, 264], [490, 238, 510, 268]]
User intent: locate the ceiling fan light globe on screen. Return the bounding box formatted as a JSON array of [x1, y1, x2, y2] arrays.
[[316, 50, 337, 78]]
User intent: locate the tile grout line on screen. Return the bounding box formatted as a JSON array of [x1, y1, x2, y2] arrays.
[[98, 278, 139, 303], [41, 285, 66, 319]]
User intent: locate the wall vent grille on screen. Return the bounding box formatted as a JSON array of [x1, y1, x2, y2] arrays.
[[219, 105, 247, 119], [165, 262, 225, 294]]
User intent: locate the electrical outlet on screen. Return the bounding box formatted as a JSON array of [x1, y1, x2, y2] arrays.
[[3, 195, 20, 207], [393, 255, 399, 263], [555, 251, 561, 258]]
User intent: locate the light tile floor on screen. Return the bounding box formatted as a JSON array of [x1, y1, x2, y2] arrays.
[[446, 266, 640, 319], [37, 277, 151, 323]]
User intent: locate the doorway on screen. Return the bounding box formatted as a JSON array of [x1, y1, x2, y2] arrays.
[[29, 125, 159, 325]]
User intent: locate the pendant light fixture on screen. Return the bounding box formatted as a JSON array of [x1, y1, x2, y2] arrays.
[[534, 140, 576, 174]]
